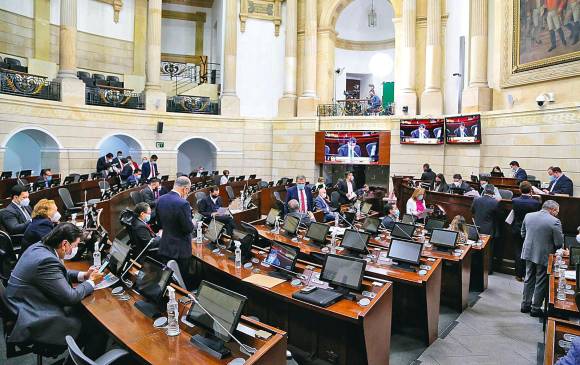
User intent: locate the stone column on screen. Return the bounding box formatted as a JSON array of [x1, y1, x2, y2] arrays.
[[221, 0, 240, 116], [34, 0, 51, 61], [145, 0, 166, 111], [316, 29, 336, 106], [132, 0, 147, 77], [296, 0, 318, 117], [462, 0, 492, 112], [278, 0, 298, 117], [421, 0, 443, 115], [396, 0, 417, 115], [56, 0, 84, 105]]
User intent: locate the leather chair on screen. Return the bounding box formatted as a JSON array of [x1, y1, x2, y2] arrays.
[[58, 188, 83, 218], [0, 230, 17, 283], [119, 209, 134, 230], [65, 335, 128, 365], [4, 57, 27, 72], [330, 191, 341, 209], [129, 191, 144, 205], [195, 191, 207, 203]]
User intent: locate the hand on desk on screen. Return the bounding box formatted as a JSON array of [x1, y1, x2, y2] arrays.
[[87, 268, 105, 285]]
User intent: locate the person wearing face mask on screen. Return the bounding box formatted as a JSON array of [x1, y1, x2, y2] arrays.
[[96, 152, 114, 178], [479, 176, 502, 201], [130, 202, 158, 252], [198, 186, 236, 236], [156, 176, 195, 289], [126, 168, 142, 186], [314, 188, 335, 222], [511, 182, 542, 281], [520, 200, 564, 317], [141, 178, 161, 208], [0, 184, 32, 236], [286, 175, 313, 214], [433, 173, 450, 193], [21, 199, 61, 252], [337, 171, 358, 204], [141, 154, 159, 180], [6, 223, 106, 360], [36, 168, 53, 188], [509, 160, 528, 182], [543, 166, 573, 196], [381, 203, 399, 230], [451, 174, 473, 194], [406, 187, 428, 220]]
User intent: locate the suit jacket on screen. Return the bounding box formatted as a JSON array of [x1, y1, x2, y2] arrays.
[[314, 195, 332, 214], [451, 181, 473, 193], [140, 186, 160, 208], [6, 242, 93, 346], [131, 218, 156, 252], [286, 186, 313, 212], [420, 169, 436, 183], [337, 145, 361, 157], [548, 175, 573, 196], [0, 202, 32, 235], [511, 195, 541, 236], [454, 127, 470, 137], [141, 161, 159, 179], [471, 195, 500, 236], [410, 129, 431, 138], [96, 156, 110, 173], [36, 177, 51, 188], [286, 211, 313, 226], [126, 174, 138, 185], [22, 217, 54, 252], [433, 182, 449, 193], [337, 179, 357, 204], [156, 191, 194, 259], [514, 168, 528, 181], [521, 210, 563, 265], [555, 338, 580, 365], [120, 164, 133, 181], [198, 195, 223, 219]]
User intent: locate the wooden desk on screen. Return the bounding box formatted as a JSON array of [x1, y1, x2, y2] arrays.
[[65, 261, 287, 365], [254, 224, 442, 344], [544, 317, 580, 365], [258, 185, 288, 216], [469, 234, 491, 291], [488, 176, 520, 187], [192, 243, 393, 365], [547, 255, 579, 319], [220, 179, 262, 206]]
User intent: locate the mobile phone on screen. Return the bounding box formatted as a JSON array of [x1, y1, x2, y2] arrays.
[[97, 260, 110, 274], [300, 286, 317, 294]]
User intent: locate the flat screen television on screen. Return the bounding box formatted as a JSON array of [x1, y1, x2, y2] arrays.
[[316, 131, 390, 165], [445, 114, 482, 144], [400, 119, 444, 145]]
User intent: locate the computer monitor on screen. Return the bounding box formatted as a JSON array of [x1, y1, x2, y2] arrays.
[[50, 178, 61, 187], [63, 176, 75, 185], [282, 215, 299, 236], [570, 247, 580, 267], [236, 175, 245, 181], [201, 171, 209, 177], [360, 202, 372, 215], [205, 219, 225, 244], [391, 222, 416, 240], [187, 280, 247, 358], [78, 174, 89, 182], [268, 181, 274, 187], [0, 171, 12, 179], [387, 238, 423, 269], [449, 187, 465, 195], [341, 229, 370, 253], [305, 222, 330, 244], [266, 208, 280, 226], [160, 175, 169, 182], [264, 241, 299, 277], [228, 229, 253, 262], [106, 239, 131, 277], [18, 170, 32, 178], [133, 256, 173, 318], [470, 175, 479, 183], [466, 224, 480, 242], [320, 254, 366, 292], [429, 229, 458, 250], [424, 218, 446, 233], [228, 176, 235, 183], [401, 214, 416, 225], [564, 234, 580, 249], [344, 211, 356, 226], [249, 174, 256, 179], [362, 217, 380, 234], [32, 181, 46, 192]]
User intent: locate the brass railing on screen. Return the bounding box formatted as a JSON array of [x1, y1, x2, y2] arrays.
[[85, 86, 144, 110], [318, 99, 394, 117], [0, 69, 61, 101], [166, 95, 219, 114]]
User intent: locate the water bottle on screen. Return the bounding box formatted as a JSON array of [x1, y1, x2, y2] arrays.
[[274, 218, 280, 234], [93, 242, 101, 267], [334, 213, 339, 227], [166, 287, 180, 336], [196, 221, 203, 243], [234, 241, 242, 269], [330, 231, 337, 254], [555, 251, 563, 271], [557, 273, 567, 301]]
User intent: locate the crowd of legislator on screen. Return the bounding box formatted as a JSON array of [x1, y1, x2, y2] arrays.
[[1, 153, 579, 364]]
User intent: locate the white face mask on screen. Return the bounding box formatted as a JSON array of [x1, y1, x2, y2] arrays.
[[51, 211, 61, 223], [417, 194, 424, 201], [20, 198, 30, 207], [63, 246, 78, 260], [454, 181, 461, 187]]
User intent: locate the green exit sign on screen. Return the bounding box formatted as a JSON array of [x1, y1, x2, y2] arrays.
[[155, 141, 165, 149]]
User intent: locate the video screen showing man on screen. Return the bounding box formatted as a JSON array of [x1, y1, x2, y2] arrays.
[[323, 132, 381, 164], [446, 115, 482, 144], [337, 138, 361, 158], [400, 119, 444, 144]]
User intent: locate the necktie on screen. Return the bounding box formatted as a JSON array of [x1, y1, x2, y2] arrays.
[[299, 190, 306, 213], [20, 205, 31, 221], [146, 224, 155, 235], [154, 189, 159, 199], [149, 162, 154, 178]]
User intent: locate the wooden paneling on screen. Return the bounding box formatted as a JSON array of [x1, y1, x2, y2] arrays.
[[378, 131, 391, 166], [314, 131, 325, 165]]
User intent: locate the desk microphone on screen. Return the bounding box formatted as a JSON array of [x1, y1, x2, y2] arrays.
[[119, 238, 156, 285], [392, 223, 415, 241], [471, 218, 482, 243], [336, 212, 370, 254]]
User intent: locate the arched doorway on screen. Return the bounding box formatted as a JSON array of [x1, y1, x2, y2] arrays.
[[2, 128, 61, 175], [97, 134, 143, 161], [176, 138, 218, 175]]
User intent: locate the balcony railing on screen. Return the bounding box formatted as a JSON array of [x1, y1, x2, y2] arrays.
[[166, 95, 219, 114], [0, 69, 61, 101], [318, 99, 394, 117], [85, 85, 144, 110]]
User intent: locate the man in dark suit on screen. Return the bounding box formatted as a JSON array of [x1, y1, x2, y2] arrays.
[[544, 166, 573, 196], [337, 171, 357, 204], [471, 184, 500, 236], [119, 158, 133, 182], [198, 186, 236, 235], [511, 181, 542, 281], [96, 153, 114, 177], [314, 188, 335, 222], [337, 138, 362, 157], [410, 124, 431, 139], [141, 154, 159, 180], [36, 168, 53, 188], [111, 150, 124, 170], [420, 163, 436, 185], [366, 142, 378, 160], [131, 202, 157, 252], [451, 174, 473, 193], [454, 123, 471, 137], [0, 185, 32, 235], [141, 178, 161, 208], [286, 175, 313, 213], [510, 160, 528, 181], [156, 176, 194, 289], [126, 168, 141, 186], [6, 223, 106, 358]]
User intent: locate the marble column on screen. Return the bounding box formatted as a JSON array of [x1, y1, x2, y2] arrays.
[[221, 0, 240, 116], [278, 0, 298, 117], [297, 0, 318, 117], [396, 0, 417, 115], [462, 0, 492, 112], [56, 0, 84, 105], [34, 0, 51, 61], [145, 0, 166, 111], [316, 29, 336, 106], [421, 0, 443, 115]]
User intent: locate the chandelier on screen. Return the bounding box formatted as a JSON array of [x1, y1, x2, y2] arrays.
[[368, 0, 377, 28]]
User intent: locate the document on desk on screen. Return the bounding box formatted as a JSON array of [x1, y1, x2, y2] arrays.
[[94, 273, 119, 290], [242, 274, 286, 288]]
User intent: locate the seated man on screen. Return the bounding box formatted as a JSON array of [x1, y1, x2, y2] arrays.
[[198, 186, 236, 235], [544, 166, 573, 196], [411, 124, 431, 139], [381, 203, 399, 230], [0, 185, 32, 235], [450, 174, 473, 193], [314, 188, 335, 222], [131, 202, 158, 252], [286, 199, 316, 226], [36, 168, 53, 188], [337, 138, 362, 157], [479, 176, 502, 201], [6, 223, 106, 359], [454, 123, 471, 137], [126, 168, 141, 185]]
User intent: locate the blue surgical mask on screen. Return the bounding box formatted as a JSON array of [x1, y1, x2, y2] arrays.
[[417, 195, 424, 201], [46, 175, 52, 181], [20, 198, 30, 207], [550, 175, 556, 181], [143, 214, 151, 223], [297, 183, 305, 190], [393, 210, 400, 218]]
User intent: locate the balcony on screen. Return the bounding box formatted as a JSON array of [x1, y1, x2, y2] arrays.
[[85, 85, 144, 110], [166, 95, 219, 114], [0, 69, 61, 101], [318, 99, 394, 117]]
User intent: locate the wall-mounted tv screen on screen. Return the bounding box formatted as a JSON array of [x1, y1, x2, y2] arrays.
[[445, 114, 482, 144], [315, 131, 391, 166], [400, 119, 445, 145]]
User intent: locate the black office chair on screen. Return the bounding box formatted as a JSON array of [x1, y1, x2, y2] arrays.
[[330, 191, 341, 209], [65, 336, 128, 365], [272, 191, 285, 213], [225, 186, 235, 201], [194, 191, 207, 203], [119, 209, 134, 229], [498, 189, 513, 200], [0, 230, 17, 283], [58, 188, 83, 218], [129, 191, 144, 205]]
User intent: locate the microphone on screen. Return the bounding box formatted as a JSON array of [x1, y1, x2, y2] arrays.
[[119, 238, 156, 285], [471, 218, 482, 243], [392, 223, 415, 241], [336, 212, 370, 253], [188, 294, 257, 355]]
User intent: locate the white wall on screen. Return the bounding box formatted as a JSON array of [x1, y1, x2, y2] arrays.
[[3, 130, 60, 175], [211, 0, 224, 65], [335, 0, 395, 41], [236, 8, 285, 118], [161, 18, 197, 55], [443, 0, 469, 114], [177, 138, 216, 174], [0, 0, 33, 17], [50, 0, 135, 41], [98, 135, 142, 160]]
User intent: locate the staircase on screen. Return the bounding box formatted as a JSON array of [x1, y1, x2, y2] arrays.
[[160, 60, 220, 100]]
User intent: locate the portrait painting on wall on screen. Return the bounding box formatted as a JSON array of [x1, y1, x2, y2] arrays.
[[514, 0, 580, 72]]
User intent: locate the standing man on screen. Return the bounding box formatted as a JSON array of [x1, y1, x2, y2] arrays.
[[510, 160, 528, 181], [521, 200, 563, 317], [337, 171, 357, 204], [546, 0, 568, 52], [156, 176, 194, 289], [141, 178, 161, 208], [420, 163, 436, 185], [286, 175, 313, 213], [198, 186, 236, 236], [0, 185, 32, 235], [96, 153, 114, 177], [141, 155, 159, 180], [471, 184, 500, 236]]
